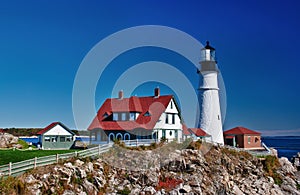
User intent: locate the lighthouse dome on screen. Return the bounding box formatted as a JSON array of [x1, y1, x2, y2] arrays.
[[201, 41, 215, 51]]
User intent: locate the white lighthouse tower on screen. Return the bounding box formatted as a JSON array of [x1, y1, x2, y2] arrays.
[[198, 41, 224, 144]]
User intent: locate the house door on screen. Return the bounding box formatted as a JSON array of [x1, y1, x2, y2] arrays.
[[152, 132, 157, 141]]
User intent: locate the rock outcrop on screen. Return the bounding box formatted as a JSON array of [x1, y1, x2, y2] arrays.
[[292, 152, 300, 171], [2, 143, 300, 194], [0, 132, 22, 148]]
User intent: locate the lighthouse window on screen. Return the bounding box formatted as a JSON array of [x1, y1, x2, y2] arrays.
[[218, 115, 220, 120]]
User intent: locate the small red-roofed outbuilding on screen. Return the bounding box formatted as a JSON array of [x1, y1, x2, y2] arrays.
[[224, 126, 262, 149]]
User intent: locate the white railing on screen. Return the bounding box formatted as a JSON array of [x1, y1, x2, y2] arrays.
[[124, 139, 156, 147], [0, 143, 113, 177]]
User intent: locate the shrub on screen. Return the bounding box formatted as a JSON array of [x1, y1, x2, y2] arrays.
[[160, 136, 167, 143], [273, 173, 283, 185], [117, 187, 131, 195], [263, 155, 280, 175], [139, 145, 146, 150], [156, 177, 182, 192], [17, 139, 29, 149], [0, 176, 25, 194], [113, 139, 125, 148], [262, 155, 282, 185], [149, 142, 157, 149], [187, 140, 203, 150]]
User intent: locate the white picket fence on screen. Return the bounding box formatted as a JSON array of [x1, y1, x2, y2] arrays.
[[0, 143, 113, 177]]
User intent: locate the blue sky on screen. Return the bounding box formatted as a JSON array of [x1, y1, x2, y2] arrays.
[[0, 0, 299, 136]]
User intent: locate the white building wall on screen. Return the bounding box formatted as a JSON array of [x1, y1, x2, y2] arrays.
[[153, 99, 183, 141], [44, 125, 72, 136]]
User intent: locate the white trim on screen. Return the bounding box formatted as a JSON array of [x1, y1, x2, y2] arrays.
[[108, 133, 115, 141], [116, 133, 123, 140], [124, 133, 130, 141]]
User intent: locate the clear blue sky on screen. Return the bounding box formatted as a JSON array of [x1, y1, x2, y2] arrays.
[[0, 0, 299, 135]]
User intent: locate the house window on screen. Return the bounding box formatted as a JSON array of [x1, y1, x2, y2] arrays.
[[170, 101, 173, 109], [113, 113, 118, 121], [51, 137, 57, 142], [165, 113, 169, 124], [45, 137, 50, 142], [144, 111, 151, 116], [66, 137, 72, 142], [248, 136, 251, 144], [121, 113, 126, 121], [169, 131, 173, 136], [172, 114, 175, 124], [103, 113, 109, 118], [129, 113, 135, 120], [60, 136, 66, 142]]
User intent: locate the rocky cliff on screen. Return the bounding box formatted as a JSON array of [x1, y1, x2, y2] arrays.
[[1, 142, 300, 195]]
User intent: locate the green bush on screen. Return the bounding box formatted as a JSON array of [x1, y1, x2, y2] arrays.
[[263, 155, 282, 185], [17, 139, 29, 149], [263, 155, 280, 175], [273, 173, 283, 185], [117, 187, 131, 195], [0, 176, 25, 194]]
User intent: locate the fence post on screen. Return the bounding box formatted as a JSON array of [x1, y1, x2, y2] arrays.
[[136, 139, 138, 147], [98, 144, 101, 156], [56, 154, 59, 163], [75, 151, 77, 157], [8, 162, 12, 176], [34, 157, 37, 168]]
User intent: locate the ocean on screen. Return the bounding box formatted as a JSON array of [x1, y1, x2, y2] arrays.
[[20, 137, 90, 145], [20, 136, 300, 160], [262, 136, 300, 160]]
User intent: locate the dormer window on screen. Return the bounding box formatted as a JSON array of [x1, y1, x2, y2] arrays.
[[111, 112, 140, 121], [144, 111, 151, 116], [113, 113, 118, 121], [121, 113, 126, 121], [103, 112, 109, 118]]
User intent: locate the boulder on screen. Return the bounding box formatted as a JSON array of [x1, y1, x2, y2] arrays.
[[279, 157, 297, 174], [0, 133, 21, 148]]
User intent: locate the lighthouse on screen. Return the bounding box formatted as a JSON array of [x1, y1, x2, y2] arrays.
[[197, 41, 224, 144]]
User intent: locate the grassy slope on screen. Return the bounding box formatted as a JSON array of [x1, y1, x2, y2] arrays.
[[0, 149, 78, 166]]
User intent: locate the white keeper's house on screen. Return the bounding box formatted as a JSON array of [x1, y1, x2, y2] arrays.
[[88, 88, 184, 143]]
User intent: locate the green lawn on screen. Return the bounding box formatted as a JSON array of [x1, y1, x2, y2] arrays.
[[0, 149, 79, 166]]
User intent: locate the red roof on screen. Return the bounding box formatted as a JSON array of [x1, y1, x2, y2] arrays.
[[182, 124, 191, 135], [188, 128, 210, 137], [37, 122, 73, 135], [224, 127, 261, 135], [88, 95, 174, 131]]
